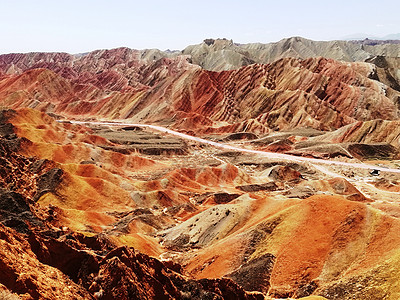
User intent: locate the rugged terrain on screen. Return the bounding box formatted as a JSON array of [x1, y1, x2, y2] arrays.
[[183, 37, 400, 71], [0, 38, 400, 299], [2, 36, 399, 72], [0, 50, 399, 135]]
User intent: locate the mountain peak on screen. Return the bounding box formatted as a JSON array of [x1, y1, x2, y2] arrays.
[[203, 38, 234, 46]]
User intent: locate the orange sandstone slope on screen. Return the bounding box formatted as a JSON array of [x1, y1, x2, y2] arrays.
[[160, 194, 400, 299], [1, 108, 170, 255], [1, 107, 255, 254], [2, 108, 400, 299], [0, 55, 399, 134], [0, 107, 268, 299]]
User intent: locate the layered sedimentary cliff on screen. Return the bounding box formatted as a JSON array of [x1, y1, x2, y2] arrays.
[[182, 37, 400, 71], [1, 39, 400, 299], [0, 54, 399, 135]]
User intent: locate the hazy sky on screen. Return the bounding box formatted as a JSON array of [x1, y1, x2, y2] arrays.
[[1, 0, 399, 54]]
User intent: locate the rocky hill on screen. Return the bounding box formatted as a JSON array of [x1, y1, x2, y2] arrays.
[[182, 37, 400, 71], [0, 53, 399, 135], [1, 105, 400, 299], [1, 38, 400, 299], [1, 37, 400, 74]]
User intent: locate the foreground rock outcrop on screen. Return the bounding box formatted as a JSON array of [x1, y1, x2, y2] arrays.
[[0, 222, 264, 300], [0, 112, 264, 299], [0, 224, 93, 299]]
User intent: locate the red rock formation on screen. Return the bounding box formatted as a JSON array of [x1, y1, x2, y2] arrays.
[[0, 109, 266, 299], [310, 119, 400, 146], [0, 224, 93, 299], [94, 246, 263, 300], [1, 45, 400, 299], [177, 194, 400, 298], [0, 217, 263, 299], [0, 53, 398, 134]]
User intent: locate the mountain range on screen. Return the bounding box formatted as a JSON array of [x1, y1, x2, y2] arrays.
[[341, 33, 400, 41], [0, 37, 400, 299]]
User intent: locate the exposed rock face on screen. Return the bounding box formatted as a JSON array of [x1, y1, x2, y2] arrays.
[[0, 55, 399, 134], [1, 39, 400, 299], [179, 195, 400, 298], [306, 119, 400, 147], [1, 37, 399, 74], [346, 143, 399, 159], [0, 223, 93, 299], [0, 110, 264, 299], [0, 222, 263, 300], [227, 253, 275, 292], [0, 48, 191, 91], [94, 246, 264, 300], [366, 56, 400, 92], [182, 37, 400, 71]]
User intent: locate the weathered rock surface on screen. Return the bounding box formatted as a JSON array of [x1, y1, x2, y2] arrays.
[[182, 37, 400, 71], [0, 223, 94, 299], [0, 111, 265, 299], [1, 37, 400, 74], [0, 220, 263, 300], [305, 119, 400, 148], [1, 39, 400, 299], [94, 246, 264, 300], [0, 56, 399, 135], [180, 195, 400, 298]]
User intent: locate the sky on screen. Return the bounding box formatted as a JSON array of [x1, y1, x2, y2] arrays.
[[1, 0, 399, 54]]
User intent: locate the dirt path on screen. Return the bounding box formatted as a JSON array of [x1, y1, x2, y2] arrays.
[[65, 120, 400, 174]]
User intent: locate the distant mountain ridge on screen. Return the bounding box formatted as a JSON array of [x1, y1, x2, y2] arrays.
[[0, 53, 399, 135], [1, 36, 400, 72], [0, 36, 399, 135], [342, 33, 400, 41], [180, 36, 400, 71]]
